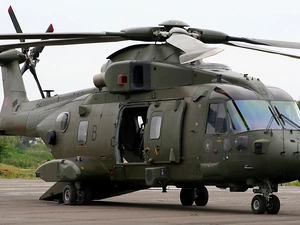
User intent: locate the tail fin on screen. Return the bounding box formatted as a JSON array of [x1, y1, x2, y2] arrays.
[[0, 49, 28, 117]]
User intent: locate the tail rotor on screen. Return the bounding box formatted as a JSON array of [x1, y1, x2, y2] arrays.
[[8, 6, 54, 99]]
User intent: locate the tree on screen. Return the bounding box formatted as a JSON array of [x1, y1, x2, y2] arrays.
[[0, 137, 7, 162], [16, 137, 38, 150], [297, 100, 300, 109]]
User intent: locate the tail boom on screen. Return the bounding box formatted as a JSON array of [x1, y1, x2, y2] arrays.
[[0, 49, 28, 135]]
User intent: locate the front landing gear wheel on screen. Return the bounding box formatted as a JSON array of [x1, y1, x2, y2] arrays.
[[251, 195, 266, 214], [194, 186, 209, 206], [266, 195, 280, 214], [180, 188, 194, 206], [63, 184, 77, 205]]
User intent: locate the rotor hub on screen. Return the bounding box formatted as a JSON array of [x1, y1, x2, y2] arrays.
[[159, 20, 189, 31]]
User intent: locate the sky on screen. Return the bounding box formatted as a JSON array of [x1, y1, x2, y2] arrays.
[[1, 0, 300, 103]]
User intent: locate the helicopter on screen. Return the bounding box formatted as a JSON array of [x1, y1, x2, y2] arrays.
[[1, 6, 300, 215]]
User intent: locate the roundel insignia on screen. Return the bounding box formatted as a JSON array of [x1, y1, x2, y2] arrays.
[[204, 140, 212, 152]]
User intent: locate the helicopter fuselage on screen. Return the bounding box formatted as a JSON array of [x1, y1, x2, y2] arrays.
[[30, 81, 300, 188], [1, 44, 300, 214]]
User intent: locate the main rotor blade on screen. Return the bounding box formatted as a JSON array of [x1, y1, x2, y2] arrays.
[[0, 26, 161, 41], [0, 36, 126, 52], [226, 42, 300, 59], [0, 32, 125, 40], [227, 36, 300, 50], [188, 28, 300, 50], [2, 22, 300, 52]]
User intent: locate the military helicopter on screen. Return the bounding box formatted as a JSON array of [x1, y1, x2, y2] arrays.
[[1, 6, 300, 215]]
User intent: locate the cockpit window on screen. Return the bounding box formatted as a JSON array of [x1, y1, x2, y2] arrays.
[[206, 103, 228, 134], [268, 87, 293, 101], [209, 85, 259, 100], [227, 100, 281, 133], [271, 101, 300, 130]]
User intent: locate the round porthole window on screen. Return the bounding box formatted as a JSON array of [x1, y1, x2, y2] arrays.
[[56, 112, 70, 132]]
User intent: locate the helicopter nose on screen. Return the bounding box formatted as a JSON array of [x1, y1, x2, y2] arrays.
[[266, 136, 300, 182]]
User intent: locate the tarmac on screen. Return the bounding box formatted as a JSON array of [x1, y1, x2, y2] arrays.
[[1, 179, 300, 224]]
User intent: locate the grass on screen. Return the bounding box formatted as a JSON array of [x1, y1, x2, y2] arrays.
[[283, 180, 300, 186], [0, 140, 53, 179], [1, 145, 53, 169], [0, 163, 36, 179]]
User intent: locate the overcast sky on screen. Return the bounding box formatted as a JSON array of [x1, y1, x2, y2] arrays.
[[1, 0, 300, 104]]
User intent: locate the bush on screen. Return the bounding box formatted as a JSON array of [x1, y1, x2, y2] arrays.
[[0, 136, 53, 169], [1, 147, 52, 169]]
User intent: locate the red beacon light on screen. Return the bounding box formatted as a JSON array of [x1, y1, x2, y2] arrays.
[[118, 74, 128, 85]]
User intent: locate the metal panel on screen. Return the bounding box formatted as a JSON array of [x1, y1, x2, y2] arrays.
[[144, 99, 186, 163]]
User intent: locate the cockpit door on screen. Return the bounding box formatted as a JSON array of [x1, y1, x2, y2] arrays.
[[144, 99, 186, 163]]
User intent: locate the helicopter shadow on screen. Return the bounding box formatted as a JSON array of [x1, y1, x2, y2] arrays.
[[88, 200, 252, 215]]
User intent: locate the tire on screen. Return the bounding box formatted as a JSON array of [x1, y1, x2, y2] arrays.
[[78, 187, 92, 205], [62, 184, 77, 205], [194, 186, 209, 206], [251, 195, 266, 214], [180, 188, 195, 206], [266, 195, 280, 214]]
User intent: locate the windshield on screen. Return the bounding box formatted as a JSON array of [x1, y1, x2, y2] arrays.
[[227, 100, 281, 133], [271, 101, 300, 130]]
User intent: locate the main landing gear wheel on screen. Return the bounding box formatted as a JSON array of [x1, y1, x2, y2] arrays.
[[180, 188, 195, 206], [180, 186, 209, 206], [251, 195, 267, 214], [266, 195, 280, 214], [251, 195, 266, 214], [77, 187, 92, 205], [194, 186, 209, 206], [63, 184, 77, 205], [251, 194, 281, 214]]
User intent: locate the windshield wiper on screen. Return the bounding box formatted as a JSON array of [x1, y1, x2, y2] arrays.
[[274, 106, 300, 130], [265, 106, 280, 134]]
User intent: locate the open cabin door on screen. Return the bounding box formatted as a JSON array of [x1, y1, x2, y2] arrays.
[[144, 99, 186, 163]]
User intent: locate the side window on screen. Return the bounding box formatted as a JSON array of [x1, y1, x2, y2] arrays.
[[78, 121, 89, 144], [206, 103, 227, 134], [56, 112, 70, 132], [150, 116, 162, 139]]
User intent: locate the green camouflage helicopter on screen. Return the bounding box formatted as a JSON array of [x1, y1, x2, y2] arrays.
[[1, 6, 300, 214]]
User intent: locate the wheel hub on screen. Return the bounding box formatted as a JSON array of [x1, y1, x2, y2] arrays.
[[253, 199, 260, 211], [64, 189, 70, 201]]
